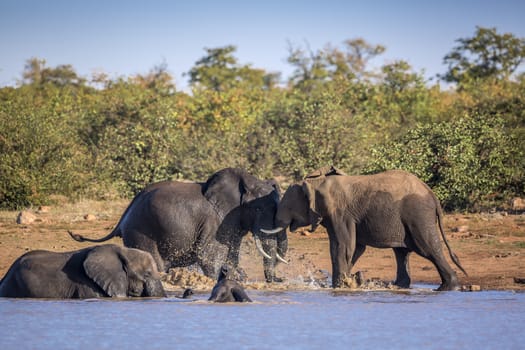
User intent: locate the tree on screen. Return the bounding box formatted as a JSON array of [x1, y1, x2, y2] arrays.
[[132, 62, 176, 95], [187, 46, 279, 91], [441, 26, 525, 85], [287, 38, 385, 91], [22, 57, 85, 86], [327, 38, 385, 81]]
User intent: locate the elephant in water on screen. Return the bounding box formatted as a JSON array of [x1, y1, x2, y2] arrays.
[[209, 265, 252, 302], [262, 166, 467, 291], [69, 168, 287, 282], [0, 244, 166, 298]]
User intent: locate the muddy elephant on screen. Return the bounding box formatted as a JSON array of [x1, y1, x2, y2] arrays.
[[209, 265, 252, 302], [262, 166, 467, 291], [0, 244, 166, 298], [69, 168, 287, 281]]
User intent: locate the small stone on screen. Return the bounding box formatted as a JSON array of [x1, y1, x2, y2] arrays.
[[16, 211, 36, 225], [461, 284, 481, 292], [83, 214, 97, 221], [453, 225, 469, 233], [37, 206, 51, 213], [511, 197, 525, 211]]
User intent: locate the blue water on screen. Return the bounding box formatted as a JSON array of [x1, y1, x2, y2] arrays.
[[1, 286, 524, 349]]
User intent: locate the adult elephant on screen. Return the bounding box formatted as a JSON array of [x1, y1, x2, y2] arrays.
[[69, 168, 287, 281], [262, 166, 467, 291], [0, 244, 165, 298]]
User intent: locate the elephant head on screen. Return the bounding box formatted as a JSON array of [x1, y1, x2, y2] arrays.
[[202, 168, 287, 265], [262, 166, 346, 234], [83, 245, 166, 298]]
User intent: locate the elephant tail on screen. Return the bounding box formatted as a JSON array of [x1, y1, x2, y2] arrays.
[[68, 189, 150, 243], [436, 203, 468, 277], [68, 227, 121, 242]]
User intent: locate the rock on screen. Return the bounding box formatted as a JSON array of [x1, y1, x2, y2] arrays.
[[37, 206, 51, 213], [511, 197, 525, 211], [513, 277, 525, 284], [453, 225, 469, 233], [461, 284, 481, 292], [83, 214, 97, 221], [16, 211, 36, 225]]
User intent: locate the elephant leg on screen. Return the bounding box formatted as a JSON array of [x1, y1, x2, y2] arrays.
[[351, 244, 366, 265], [406, 220, 459, 291], [262, 236, 286, 283], [328, 219, 356, 288], [425, 251, 459, 291], [393, 248, 411, 288], [123, 232, 167, 272], [199, 242, 229, 279]]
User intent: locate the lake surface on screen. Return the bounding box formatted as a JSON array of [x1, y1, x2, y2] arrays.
[[1, 285, 524, 349]]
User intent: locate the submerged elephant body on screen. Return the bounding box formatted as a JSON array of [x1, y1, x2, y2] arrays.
[[0, 244, 165, 299], [70, 168, 287, 281], [263, 167, 467, 291], [209, 265, 252, 302]]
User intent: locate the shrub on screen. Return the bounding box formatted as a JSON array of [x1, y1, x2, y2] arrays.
[[365, 113, 522, 211]]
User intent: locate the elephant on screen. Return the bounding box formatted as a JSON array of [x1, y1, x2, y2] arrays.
[[0, 244, 166, 298], [209, 265, 252, 302], [69, 168, 287, 282], [262, 166, 467, 291], [173, 288, 194, 299]]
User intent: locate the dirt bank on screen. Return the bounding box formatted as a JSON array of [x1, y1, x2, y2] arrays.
[[1, 200, 524, 291]]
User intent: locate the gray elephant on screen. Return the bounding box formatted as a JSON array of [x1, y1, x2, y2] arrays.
[[262, 166, 467, 291], [209, 265, 252, 302], [69, 168, 287, 281], [0, 244, 166, 298]]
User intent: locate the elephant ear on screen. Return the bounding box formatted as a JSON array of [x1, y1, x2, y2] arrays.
[[84, 245, 128, 297], [302, 181, 322, 232], [203, 168, 245, 213]]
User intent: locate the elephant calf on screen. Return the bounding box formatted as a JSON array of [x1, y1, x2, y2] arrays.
[[0, 244, 166, 298], [209, 265, 252, 302]]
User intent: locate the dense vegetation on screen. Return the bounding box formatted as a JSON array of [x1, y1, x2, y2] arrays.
[[1, 27, 524, 211]]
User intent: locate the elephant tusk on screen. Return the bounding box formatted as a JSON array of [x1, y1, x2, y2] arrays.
[[253, 235, 272, 260], [260, 227, 285, 235], [276, 252, 288, 264]]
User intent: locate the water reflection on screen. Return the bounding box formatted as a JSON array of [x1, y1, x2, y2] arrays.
[[1, 288, 524, 349]]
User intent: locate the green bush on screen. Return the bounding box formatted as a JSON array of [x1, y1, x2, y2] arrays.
[[365, 113, 522, 210], [0, 86, 90, 209], [1, 40, 524, 210]]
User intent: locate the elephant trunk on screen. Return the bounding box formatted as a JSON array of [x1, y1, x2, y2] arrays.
[[143, 278, 166, 298]]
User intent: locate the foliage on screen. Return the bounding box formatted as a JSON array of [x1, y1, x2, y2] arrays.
[[1, 29, 524, 211], [441, 26, 525, 85], [0, 84, 90, 208], [365, 114, 523, 210]]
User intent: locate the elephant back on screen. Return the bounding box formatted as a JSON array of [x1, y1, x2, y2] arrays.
[[305, 166, 346, 180]]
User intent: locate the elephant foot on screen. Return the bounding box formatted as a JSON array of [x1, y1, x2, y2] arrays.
[[393, 272, 411, 288], [266, 276, 285, 283], [393, 279, 411, 289], [435, 282, 460, 291]]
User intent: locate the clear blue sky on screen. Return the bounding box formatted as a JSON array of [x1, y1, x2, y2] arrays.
[[1, 0, 524, 89]]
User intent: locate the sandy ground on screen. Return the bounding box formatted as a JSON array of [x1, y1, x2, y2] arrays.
[[1, 199, 524, 292]]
